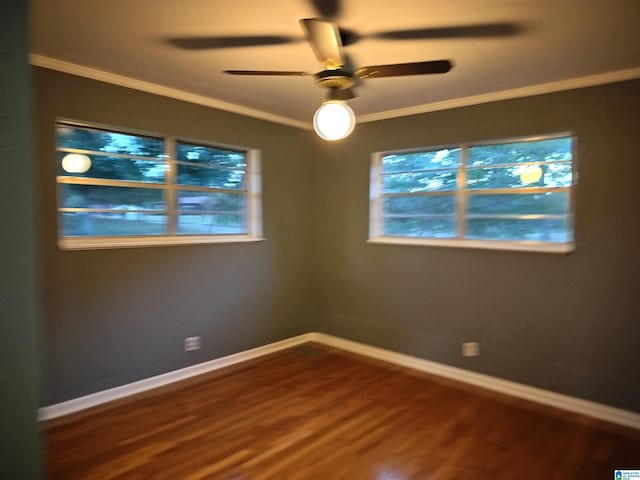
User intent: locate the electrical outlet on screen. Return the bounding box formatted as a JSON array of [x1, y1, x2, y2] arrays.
[[462, 342, 480, 357], [184, 336, 201, 351]]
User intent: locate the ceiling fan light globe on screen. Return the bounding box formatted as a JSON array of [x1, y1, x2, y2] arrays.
[[313, 101, 355, 141]]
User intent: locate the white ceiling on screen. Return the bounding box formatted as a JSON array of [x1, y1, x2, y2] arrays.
[[30, 0, 640, 128]]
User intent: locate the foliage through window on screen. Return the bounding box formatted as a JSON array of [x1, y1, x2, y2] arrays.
[[370, 134, 575, 252], [56, 122, 262, 249]]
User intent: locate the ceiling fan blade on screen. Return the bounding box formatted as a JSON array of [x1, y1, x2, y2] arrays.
[[307, 0, 342, 19], [374, 23, 523, 41], [300, 18, 344, 68], [224, 70, 311, 76], [168, 35, 297, 50], [356, 60, 453, 78], [338, 28, 361, 47]]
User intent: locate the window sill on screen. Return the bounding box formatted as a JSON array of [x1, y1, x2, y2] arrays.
[[58, 234, 265, 251], [367, 236, 574, 254]]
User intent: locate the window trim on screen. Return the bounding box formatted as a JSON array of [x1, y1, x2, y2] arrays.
[[56, 119, 263, 250], [369, 132, 577, 253]]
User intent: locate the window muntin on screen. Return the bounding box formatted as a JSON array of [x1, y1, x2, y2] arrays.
[[370, 134, 575, 252], [56, 122, 262, 249]]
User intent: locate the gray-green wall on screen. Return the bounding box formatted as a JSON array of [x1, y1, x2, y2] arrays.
[[314, 79, 640, 413], [35, 68, 640, 415], [0, 1, 41, 478], [34, 68, 320, 405]]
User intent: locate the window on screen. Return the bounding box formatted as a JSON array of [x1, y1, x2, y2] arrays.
[[56, 121, 262, 250], [369, 134, 575, 253]]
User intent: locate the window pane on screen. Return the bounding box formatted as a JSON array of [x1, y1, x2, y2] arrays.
[[60, 212, 167, 236], [176, 142, 246, 169], [57, 152, 167, 183], [381, 148, 460, 173], [384, 195, 455, 215], [177, 214, 246, 234], [177, 191, 245, 212], [384, 217, 456, 238], [383, 171, 457, 193], [59, 184, 164, 210], [468, 137, 572, 167], [468, 192, 569, 215], [55, 123, 259, 244], [466, 164, 572, 189], [56, 125, 164, 158], [177, 164, 245, 190], [466, 218, 572, 242]]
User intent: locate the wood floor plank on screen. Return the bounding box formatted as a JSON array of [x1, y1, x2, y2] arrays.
[[42, 343, 640, 479]]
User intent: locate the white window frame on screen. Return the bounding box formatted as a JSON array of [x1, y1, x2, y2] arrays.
[[56, 120, 263, 250], [368, 133, 576, 253]]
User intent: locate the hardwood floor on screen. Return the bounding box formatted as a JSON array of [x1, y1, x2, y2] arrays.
[[43, 343, 640, 479]]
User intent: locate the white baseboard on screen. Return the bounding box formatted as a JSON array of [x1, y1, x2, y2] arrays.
[[38, 333, 314, 421], [39, 331, 640, 430], [307, 332, 640, 430]]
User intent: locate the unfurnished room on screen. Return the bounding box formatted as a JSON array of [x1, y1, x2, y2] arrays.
[[2, 0, 640, 478]]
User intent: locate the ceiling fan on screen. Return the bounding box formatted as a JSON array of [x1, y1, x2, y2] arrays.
[[167, 1, 522, 139], [224, 18, 454, 99], [226, 18, 455, 140]]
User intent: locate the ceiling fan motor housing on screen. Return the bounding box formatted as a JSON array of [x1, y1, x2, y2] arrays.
[[314, 69, 355, 90]]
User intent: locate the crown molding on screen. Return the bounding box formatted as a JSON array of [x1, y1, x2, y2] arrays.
[[31, 54, 640, 128], [357, 66, 640, 123], [29, 54, 312, 130]]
